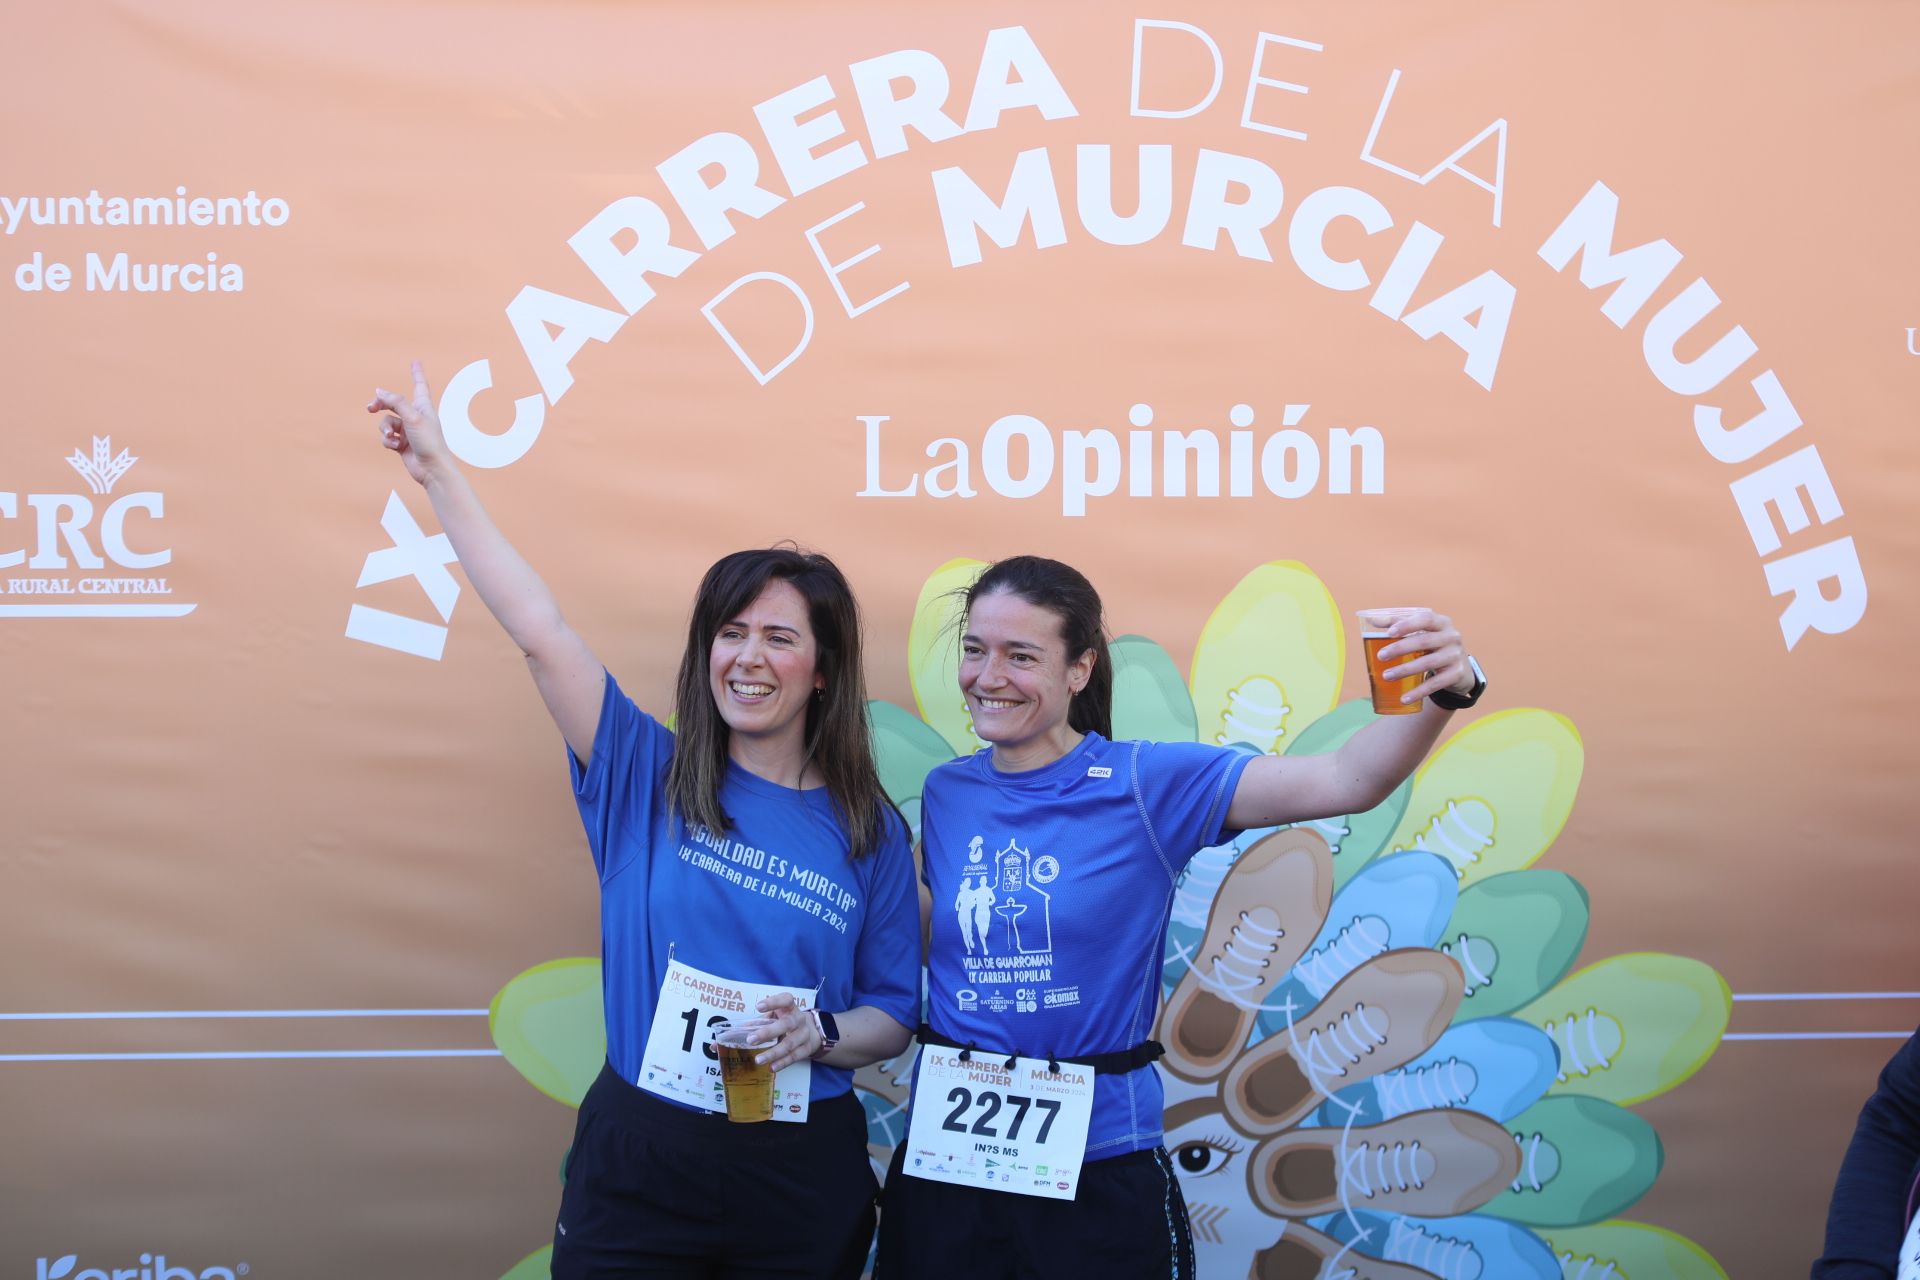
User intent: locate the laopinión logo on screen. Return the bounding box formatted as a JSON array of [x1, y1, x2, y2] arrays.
[[35, 1254, 248, 1280], [2, 436, 196, 617]]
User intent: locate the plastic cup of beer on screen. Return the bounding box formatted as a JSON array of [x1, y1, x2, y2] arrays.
[[712, 1021, 776, 1123], [1357, 609, 1427, 715]]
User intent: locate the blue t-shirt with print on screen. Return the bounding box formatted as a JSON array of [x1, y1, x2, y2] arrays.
[[917, 732, 1252, 1161], [570, 674, 921, 1103]]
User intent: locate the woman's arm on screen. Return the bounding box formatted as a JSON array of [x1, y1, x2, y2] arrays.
[[747, 995, 913, 1072], [1225, 607, 1475, 829], [368, 362, 606, 762]]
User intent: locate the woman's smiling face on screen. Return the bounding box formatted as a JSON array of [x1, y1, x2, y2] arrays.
[[708, 578, 824, 745], [959, 589, 1093, 760]]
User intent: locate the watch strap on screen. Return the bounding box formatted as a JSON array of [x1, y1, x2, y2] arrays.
[[1430, 655, 1486, 710]]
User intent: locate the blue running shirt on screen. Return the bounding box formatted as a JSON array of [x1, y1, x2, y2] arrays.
[[570, 675, 921, 1103], [918, 732, 1251, 1159]]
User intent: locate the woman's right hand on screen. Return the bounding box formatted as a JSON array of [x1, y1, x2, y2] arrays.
[[367, 360, 451, 487]]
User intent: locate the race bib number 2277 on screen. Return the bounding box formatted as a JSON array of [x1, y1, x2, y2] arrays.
[[902, 1048, 1094, 1201]]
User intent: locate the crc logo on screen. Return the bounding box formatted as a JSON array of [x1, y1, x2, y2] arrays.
[[3, 437, 196, 617], [36, 1255, 248, 1280]]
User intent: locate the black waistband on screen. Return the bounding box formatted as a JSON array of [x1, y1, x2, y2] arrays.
[[916, 1024, 1164, 1076]]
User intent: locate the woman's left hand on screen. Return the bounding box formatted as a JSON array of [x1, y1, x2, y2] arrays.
[[749, 992, 823, 1072]]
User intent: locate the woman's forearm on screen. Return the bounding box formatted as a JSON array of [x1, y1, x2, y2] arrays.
[[817, 1005, 915, 1070]]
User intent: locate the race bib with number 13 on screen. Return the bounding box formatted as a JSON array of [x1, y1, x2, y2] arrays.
[[636, 958, 811, 1122]]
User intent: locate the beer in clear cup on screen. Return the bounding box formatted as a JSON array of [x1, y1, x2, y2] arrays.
[[1357, 609, 1427, 716], [712, 1021, 776, 1123]]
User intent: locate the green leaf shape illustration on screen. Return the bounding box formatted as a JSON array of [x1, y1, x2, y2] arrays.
[[868, 699, 955, 839], [1488, 1094, 1664, 1227], [1111, 634, 1199, 744], [1442, 870, 1591, 1020]]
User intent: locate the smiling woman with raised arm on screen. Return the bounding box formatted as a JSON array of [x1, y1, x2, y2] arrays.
[[367, 363, 919, 1279], [875, 555, 1485, 1280]]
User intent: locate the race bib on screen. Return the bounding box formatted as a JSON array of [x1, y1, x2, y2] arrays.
[[901, 1046, 1095, 1200], [636, 958, 811, 1122], [1900, 1209, 1920, 1280]]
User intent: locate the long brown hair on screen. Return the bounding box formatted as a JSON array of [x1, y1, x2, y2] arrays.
[[665, 547, 892, 860], [964, 555, 1114, 739]]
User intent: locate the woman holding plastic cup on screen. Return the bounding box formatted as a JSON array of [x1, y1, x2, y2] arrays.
[[367, 364, 918, 1280], [875, 557, 1482, 1279]]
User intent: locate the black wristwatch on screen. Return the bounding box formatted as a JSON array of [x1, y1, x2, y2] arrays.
[[811, 1009, 841, 1056], [1430, 655, 1486, 710]]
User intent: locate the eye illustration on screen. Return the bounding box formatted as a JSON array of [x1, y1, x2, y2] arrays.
[[1171, 1129, 1245, 1178]]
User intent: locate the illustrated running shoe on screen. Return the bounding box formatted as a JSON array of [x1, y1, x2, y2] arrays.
[[905, 557, 988, 754], [489, 957, 606, 1107], [1254, 1219, 1443, 1280], [1226, 949, 1464, 1136], [1189, 561, 1345, 755], [1163, 783, 1269, 999], [1248, 1109, 1521, 1218], [1281, 698, 1416, 891], [1483, 1095, 1662, 1227], [1438, 870, 1590, 1021], [1512, 953, 1730, 1105], [1542, 1219, 1730, 1279], [1327, 1210, 1561, 1280], [1257, 851, 1459, 1041], [1313, 1017, 1559, 1129], [1111, 633, 1201, 743], [1380, 710, 1584, 887], [1161, 829, 1333, 1081]]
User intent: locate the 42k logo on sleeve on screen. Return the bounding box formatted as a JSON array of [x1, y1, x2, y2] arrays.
[[0, 437, 196, 617]]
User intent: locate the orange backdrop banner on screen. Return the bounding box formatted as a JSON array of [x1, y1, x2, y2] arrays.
[[4, 4, 1917, 1277]]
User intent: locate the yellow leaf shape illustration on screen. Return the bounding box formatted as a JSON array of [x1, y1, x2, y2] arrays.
[[1543, 1220, 1730, 1279], [490, 957, 606, 1108], [1383, 709, 1583, 888], [1189, 562, 1343, 754], [907, 558, 987, 756], [1515, 953, 1731, 1106]]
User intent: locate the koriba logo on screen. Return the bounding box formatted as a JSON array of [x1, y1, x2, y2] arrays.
[[35, 1255, 246, 1280], [2, 436, 196, 618]]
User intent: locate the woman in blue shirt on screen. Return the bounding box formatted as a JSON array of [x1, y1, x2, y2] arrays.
[[369, 364, 920, 1279], [877, 556, 1484, 1280]]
